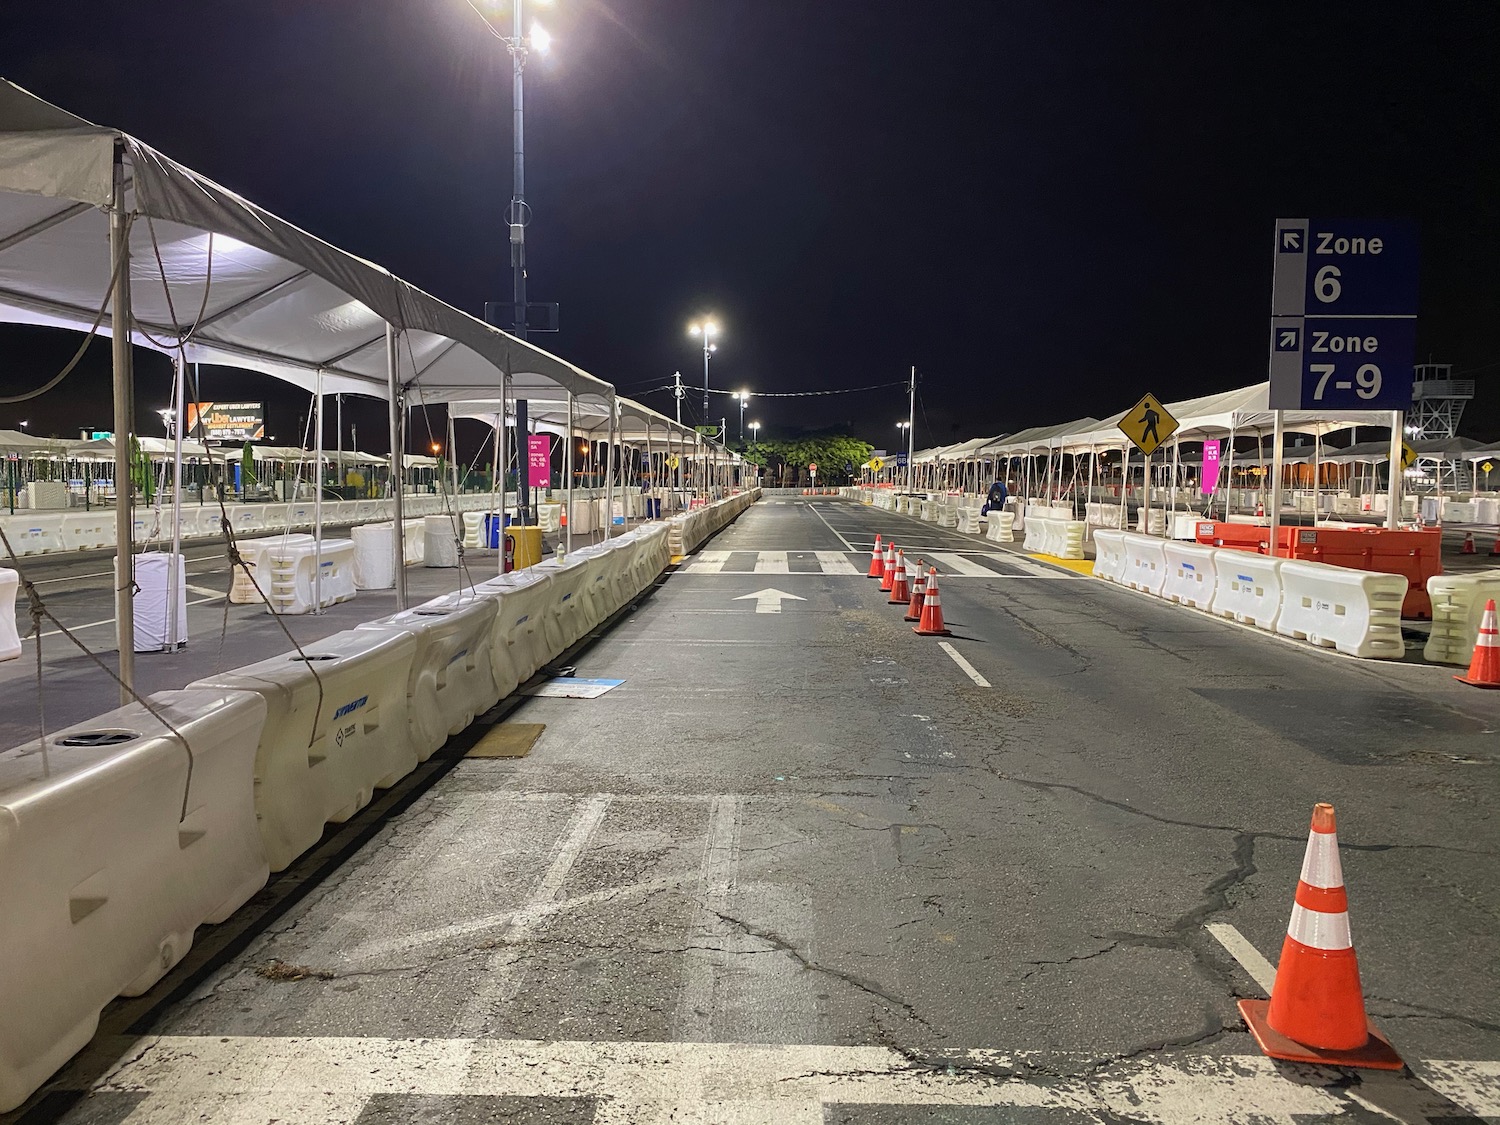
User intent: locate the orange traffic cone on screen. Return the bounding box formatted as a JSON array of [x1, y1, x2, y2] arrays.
[[1455, 598, 1500, 688], [1462, 532, 1476, 555], [888, 550, 910, 604], [867, 534, 885, 579], [1490, 536, 1500, 558], [913, 568, 952, 636], [1238, 803, 1402, 1070], [879, 542, 898, 592], [904, 563, 927, 621]]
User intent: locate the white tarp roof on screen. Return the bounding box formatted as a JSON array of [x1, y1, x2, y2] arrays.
[[0, 80, 614, 407], [449, 394, 721, 451]]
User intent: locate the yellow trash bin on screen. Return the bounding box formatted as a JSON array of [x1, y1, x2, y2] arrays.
[[504, 526, 545, 572]]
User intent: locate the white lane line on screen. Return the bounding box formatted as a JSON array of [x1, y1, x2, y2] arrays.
[[185, 583, 224, 598], [29, 596, 223, 640], [685, 550, 731, 574], [928, 551, 998, 577], [753, 551, 789, 573], [1205, 922, 1278, 993], [804, 501, 856, 551], [676, 795, 741, 1040], [814, 551, 859, 574], [87, 1037, 1500, 1121], [938, 641, 991, 687]]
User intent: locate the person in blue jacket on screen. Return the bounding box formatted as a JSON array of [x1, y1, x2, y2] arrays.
[[982, 479, 1008, 515]]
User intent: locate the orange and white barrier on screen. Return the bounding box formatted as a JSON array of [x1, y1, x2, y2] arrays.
[[359, 593, 502, 760], [0, 688, 269, 1112], [1239, 803, 1402, 1069], [1275, 559, 1405, 659], [0, 568, 20, 662], [1160, 541, 1216, 610], [188, 628, 419, 871], [1424, 571, 1500, 665], [1207, 551, 1284, 631]]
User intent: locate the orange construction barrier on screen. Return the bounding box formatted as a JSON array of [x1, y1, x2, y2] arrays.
[[1455, 598, 1500, 689], [888, 550, 910, 604], [1238, 803, 1402, 1070], [904, 562, 927, 621], [913, 568, 951, 637], [879, 542, 897, 592], [867, 534, 884, 579]]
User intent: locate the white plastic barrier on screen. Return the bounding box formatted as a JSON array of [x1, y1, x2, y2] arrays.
[[1169, 513, 1202, 540], [0, 688, 269, 1113], [229, 505, 266, 535], [985, 511, 1015, 543], [358, 593, 501, 760], [537, 503, 563, 533], [1424, 571, 1500, 665], [1136, 508, 1167, 536], [956, 507, 981, 534], [534, 556, 599, 652], [259, 538, 357, 615], [462, 511, 486, 548], [1160, 541, 1217, 609], [476, 569, 556, 685], [920, 500, 936, 522], [1275, 560, 1406, 659], [1022, 518, 1046, 552], [937, 504, 958, 528], [10, 513, 64, 555], [230, 534, 313, 604], [189, 628, 419, 871], [1121, 532, 1168, 595], [1092, 529, 1128, 583], [424, 514, 461, 568], [567, 498, 598, 534], [60, 511, 112, 552], [1208, 551, 1285, 631], [0, 567, 20, 662]]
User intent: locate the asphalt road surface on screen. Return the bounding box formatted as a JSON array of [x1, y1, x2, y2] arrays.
[[11, 498, 1500, 1124]]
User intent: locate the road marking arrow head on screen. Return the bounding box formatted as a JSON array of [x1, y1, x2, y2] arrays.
[[732, 588, 807, 614]]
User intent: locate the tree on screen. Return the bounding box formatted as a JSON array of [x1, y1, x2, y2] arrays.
[[742, 434, 874, 485]]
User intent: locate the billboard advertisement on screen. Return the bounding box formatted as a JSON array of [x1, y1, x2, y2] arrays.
[[186, 401, 265, 442]]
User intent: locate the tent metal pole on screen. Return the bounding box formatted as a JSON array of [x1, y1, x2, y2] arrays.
[[499, 371, 510, 572], [313, 368, 324, 613], [448, 413, 459, 497], [1225, 424, 1236, 520], [605, 395, 617, 541], [110, 149, 135, 701], [565, 392, 574, 556], [1268, 411, 1285, 557], [490, 409, 501, 572], [1386, 410, 1403, 529], [386, 323, 406, 610], [168, 352, 186, 649]]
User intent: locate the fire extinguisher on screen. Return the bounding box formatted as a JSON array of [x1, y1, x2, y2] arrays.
[[503, 532, 514, 573]]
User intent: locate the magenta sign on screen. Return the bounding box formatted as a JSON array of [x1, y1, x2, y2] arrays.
[[527, 435, 550, 488], [1201, 439, 1220, 496]]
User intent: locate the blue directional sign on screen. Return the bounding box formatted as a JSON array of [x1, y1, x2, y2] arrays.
[[1268, 316, 1418, 411], [1268, 218, 1419, 410], [895, 451, 909, 468]]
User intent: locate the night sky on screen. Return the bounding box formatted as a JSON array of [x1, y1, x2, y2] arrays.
[[2, 0, 1497, 457]]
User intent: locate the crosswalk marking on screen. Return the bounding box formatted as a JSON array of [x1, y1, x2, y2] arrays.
[[928, 551, 998, 577], [753, 550, 788, 573], [814, 551, 859, 574], [685, 550, 731, 574], [71, 1035, 1500, 1123], [675, 550, 1074, 578]]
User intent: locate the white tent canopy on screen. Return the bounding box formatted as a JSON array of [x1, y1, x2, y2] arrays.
[[0, 80, 613, 406]]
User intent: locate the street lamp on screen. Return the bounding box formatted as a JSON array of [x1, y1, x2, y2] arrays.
[[749, 421, 760, 449], [734, 389, 751, 443], [16, 420, 27, 431], [688, 320, 718, 422]]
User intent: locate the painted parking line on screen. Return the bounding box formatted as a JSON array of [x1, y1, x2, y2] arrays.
[[938, 641, 991, 687], [928, 551, 999, 577], [30, 595, 224, 640], [1205, 922, 1279, 992], [685, 550, 731, 574], [813, 550, 860, 574], [753, 550, 789, 573]]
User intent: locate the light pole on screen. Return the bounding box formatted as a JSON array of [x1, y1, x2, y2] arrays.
[[749, 421, 760, 449], [735, 390, 750, 443], [688, 320, 718, 421]]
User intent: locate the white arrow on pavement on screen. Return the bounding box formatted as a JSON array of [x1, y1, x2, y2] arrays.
[[732, 588, 806, 614]]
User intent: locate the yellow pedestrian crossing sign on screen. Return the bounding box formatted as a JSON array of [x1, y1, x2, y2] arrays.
[[1400, 442, 1418, 470], [667, 455, 680, 470], [868, 456, 884, 472], [1118, 392, 1179, 457]]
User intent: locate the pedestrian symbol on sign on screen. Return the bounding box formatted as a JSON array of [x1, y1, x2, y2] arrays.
[[1117, 392, 1179, 458]]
